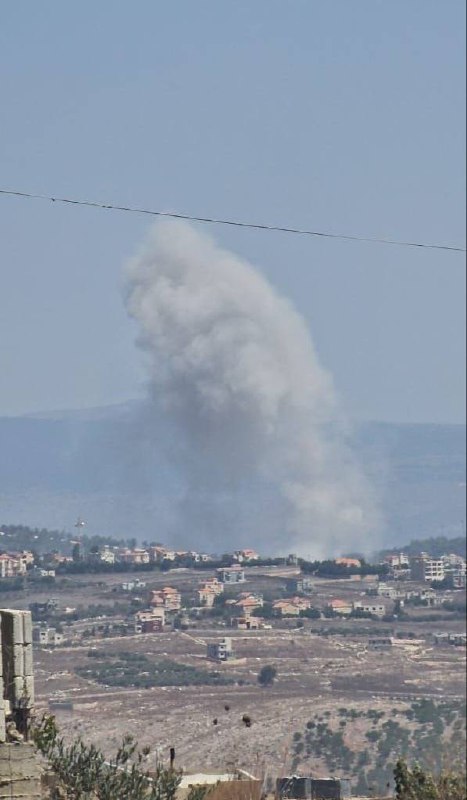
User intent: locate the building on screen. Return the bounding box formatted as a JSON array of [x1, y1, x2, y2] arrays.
[[277, 777, 345, 800], [442, 554, 466, 588], [0, 553, 28, 578], [150, 587, 181, 611], [234, 593, 263, 615], [384, 553, 410, 569], [232, 616, 262, 630], [410, 554, 445, 582], [121, 578, 147, 591], [197, 577, 224, 607], [326, 599, 353, 616], [207, 637, 234, 662], [233, 549, 260, 563], [148, 546, 177, 563], [353, 601, 387, 618], [273, 597, 311, 617], [335, 557, 361, 569], [33, 625, 64, 646], [135, 608, 165, 631], [286, 576, 314, 594], [368, 636, 393, 651], [376, 583, 404, 599], [217, 566, 245, 584], [433, 632, 466, 647], [90, 545, 116, 565]]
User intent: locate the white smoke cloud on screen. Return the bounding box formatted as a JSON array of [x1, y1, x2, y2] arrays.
[[124, 221, 380, 557]]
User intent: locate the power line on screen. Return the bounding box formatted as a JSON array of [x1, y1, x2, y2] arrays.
[[0, 187, 465, 253]]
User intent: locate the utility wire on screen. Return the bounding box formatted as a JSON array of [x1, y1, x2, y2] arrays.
[[0, 187, 465, 253]]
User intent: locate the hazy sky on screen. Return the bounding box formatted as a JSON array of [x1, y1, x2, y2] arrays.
[[0, 1, 465, 424]]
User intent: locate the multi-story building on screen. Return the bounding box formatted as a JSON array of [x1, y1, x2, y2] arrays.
[[33, 625, 64, 646], [150, 586, 181, 611], [384, 553, 410, 569], [442, 553, 466, 589], [135, 608, 165, 631], [410, 554, 445, 582], [0, 552, 31, 578], [207, 637, 234, 661], [286, 576, 315, 595], [217, 565, 245, 584], [197, 577, 224, 607]]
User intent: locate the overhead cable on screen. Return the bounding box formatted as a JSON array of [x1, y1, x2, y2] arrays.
[[0, 187, 465, 253]]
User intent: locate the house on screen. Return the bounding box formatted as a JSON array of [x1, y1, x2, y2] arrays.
[[286, 576, 315, 595], [207, 637, 234, 661], [353, 601, 387, 618], [384, 553, 410, 569], [376, 583, 404, 599], [150, 587, 181, 612], [135, 608, 165, 631], [91, 546, 116, 565], [234, 593, 263, 615], [233, 549, 260, 563], [217, 565, 245, 584], [326, 599, 353, 616], [335, 557, 361, 569], [273, 597, 311, 617], [198, 578, 224, 607], [233, 616, 261, 630], [149, 546, 178, 562]]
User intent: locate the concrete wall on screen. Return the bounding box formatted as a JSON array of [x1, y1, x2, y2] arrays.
[[0, 743, 41, 799]]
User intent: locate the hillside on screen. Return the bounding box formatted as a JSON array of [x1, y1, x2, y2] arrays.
[[0, 404, 464, 550]]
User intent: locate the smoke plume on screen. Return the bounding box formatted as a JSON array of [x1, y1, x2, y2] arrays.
[[124, 221, 380, 557]]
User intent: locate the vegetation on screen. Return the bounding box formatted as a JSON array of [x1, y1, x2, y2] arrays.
[[33, 714, 182, 800], [380, 535, 466, 559], [394, 758, 466, 800], [257, 664, 277, 687], [300, 558, 389, 578], [290, 700, 466, 795], [76, 651, 233, 689]]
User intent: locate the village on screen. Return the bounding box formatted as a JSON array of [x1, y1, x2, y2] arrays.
[[0, 532, 464, 797]]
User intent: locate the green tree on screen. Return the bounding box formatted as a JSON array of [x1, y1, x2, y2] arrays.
[[257, 664, 277, 687], [33, 714, 181, 800], [394, 759, 466, 800]]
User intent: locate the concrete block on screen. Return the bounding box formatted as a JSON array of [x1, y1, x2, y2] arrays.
[[12, 647, 23, 678], [22, 613, 33, 646], [23, 611, 32, 644], [0, 705, 5, 745], [0, 611, 24, 645], [23, 646, 33, 677], [12, 678, 26, 706], [23, 677, 34, 707]]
